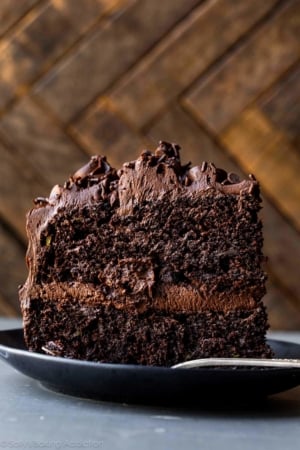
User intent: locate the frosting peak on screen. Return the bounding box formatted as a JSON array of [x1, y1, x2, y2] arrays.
[[32, 141, 259, 212]]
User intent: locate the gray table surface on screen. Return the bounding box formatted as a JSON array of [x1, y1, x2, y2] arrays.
[[0, 318, 299, 450]]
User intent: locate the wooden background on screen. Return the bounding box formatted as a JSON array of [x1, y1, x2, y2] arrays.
[[0, 0, 299, 329]]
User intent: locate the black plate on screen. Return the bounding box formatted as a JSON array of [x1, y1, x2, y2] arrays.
[[0, 328, 300, 406]]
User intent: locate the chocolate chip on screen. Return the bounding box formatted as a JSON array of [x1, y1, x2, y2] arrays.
[[148, 155, 157, 167], [215, 168, 227, 183], [101, 157, 111, 175], [72, 156, 112, 184], [156, 163, 166, 175], [123, 161, 135, 169], [184, 176, 192, 186], [155, 147, 163, 158], [201, 161, 207, 172], [157, 141, 178, 158], [158, 140, 166, 146], [227, 172, 240, 184], [157, 154, 167, 163], [171, 143, 181, 158], [34, 197, 49, 207], [64, 179, 72, 189], [72, 159, 97, 181], [49, 184, 62, 201], [141, 150, 152, 158], [248, 183, 256, 194]]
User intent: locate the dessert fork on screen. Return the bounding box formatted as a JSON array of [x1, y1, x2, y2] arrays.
[[172, 357, 300, 369]]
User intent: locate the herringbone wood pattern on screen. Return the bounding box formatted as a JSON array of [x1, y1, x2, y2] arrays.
[[0, 0, 299, 328]]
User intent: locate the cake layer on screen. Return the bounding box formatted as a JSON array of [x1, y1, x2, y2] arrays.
[[22, 296, 272, 366]]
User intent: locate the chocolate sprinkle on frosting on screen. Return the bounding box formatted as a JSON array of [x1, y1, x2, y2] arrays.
[[35, 141, 259, 213]]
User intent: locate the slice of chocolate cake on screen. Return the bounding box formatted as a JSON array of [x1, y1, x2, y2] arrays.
[[19, 141, 272, 365]]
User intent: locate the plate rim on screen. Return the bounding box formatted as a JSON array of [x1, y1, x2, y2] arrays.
[[1, 327, 300, 404]]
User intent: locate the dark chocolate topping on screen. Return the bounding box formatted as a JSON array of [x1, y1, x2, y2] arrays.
[[33, 141, 259, 212]]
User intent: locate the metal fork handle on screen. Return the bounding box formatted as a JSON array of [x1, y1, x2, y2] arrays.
[[171, 358, 300, 369]]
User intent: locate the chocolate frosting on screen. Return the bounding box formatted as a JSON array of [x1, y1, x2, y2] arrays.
[[32, 141, 259, 213]]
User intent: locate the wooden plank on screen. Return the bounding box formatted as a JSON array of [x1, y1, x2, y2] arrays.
[[0, 292, 19, 317], [221, 106, 300, 230], [0, 39, 37, 110], [52, 0, 126, 33], [148, 103, 300, 306], [34, 0, 202, 122], [261, 202, 300, 308], [0, 221, 26, 314], [0, 0, 39, 36], [109, 0, 277, 129], [16, 1, 78, 62], [147, 103, 245, 174], [264, 279, 300, 330], [261, 63, 300, 140], [0, 0, 118, 110], [184, 0, 300, 132], [0, 140, 49, 240], [72, 97, 149, 168], [0, 96, 88, 187]]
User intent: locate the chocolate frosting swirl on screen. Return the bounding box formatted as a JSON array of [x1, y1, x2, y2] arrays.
[[33, 141, 259, 212]]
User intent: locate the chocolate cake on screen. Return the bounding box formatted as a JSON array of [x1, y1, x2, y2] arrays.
[[19, 141, 272, 365]]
